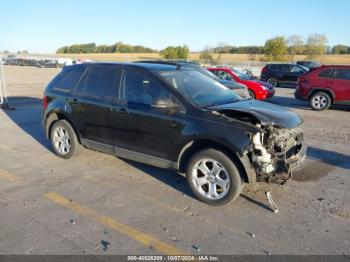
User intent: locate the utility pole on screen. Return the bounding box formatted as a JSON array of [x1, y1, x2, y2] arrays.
[[0, 56, 15, 110]]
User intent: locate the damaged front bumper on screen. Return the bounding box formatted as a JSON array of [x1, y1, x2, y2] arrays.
[[250, 126, 307, 185]]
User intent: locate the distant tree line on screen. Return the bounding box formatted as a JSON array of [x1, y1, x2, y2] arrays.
[[56, 42, 157, 54], [200, 34, 350, 62], [331, 45, 350, 54]]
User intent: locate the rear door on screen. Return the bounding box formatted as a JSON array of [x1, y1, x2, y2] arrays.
[[71, 64, 121, 145], [332, 68, 350, 100], [285, 65, 305, 84]]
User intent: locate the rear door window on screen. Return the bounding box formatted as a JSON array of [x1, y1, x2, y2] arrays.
[[290, 66, 304, 73], [50, 66, 85, 92], [75, 65, 121, 101], [333, 69, 350, 80]]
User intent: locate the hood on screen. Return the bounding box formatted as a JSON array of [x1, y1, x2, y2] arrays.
[[210, 100, 302, 129], [251, 80, 273, 89], [219, 80, 247, 90]]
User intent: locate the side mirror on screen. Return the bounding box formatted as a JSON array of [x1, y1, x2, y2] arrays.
[[152, 98, 180, 112]]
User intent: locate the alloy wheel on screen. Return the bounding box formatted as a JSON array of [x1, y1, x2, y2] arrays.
[[191, 158, 230, 200], [52, 126, 71, 155], [311, 95, 328, 109]]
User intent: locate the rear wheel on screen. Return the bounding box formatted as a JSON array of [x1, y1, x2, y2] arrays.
[[186, 149, 243, 206], [267, 77, 278, 87], [50, 120, 81, 159], [310, 92, 332, 111]]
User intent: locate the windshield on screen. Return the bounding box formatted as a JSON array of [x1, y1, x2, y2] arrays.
[[158, 70, 242, 107], [232, 68, 251, 80]]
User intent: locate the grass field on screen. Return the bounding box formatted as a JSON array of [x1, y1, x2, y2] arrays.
[[50, 53, 350, 64]]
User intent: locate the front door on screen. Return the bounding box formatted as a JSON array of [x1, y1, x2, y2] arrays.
[[110, 68, 185, 161]]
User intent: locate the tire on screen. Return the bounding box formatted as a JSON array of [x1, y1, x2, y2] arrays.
[[267, 77, 278, 87], [248, 90, 256, 99], [50, 119, 81, 159], [186, 149, 243, 206], [310, 92, 332, 111]]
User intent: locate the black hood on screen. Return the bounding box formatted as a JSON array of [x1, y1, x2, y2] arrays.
[[210, 100, 303, 129]]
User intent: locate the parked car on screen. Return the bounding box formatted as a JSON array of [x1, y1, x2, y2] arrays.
[[261, 64, 309, 88], [137, 61, 251, 99], [209, 67, 275, 100], [42, 62, 306, 205], [295, 65, 350, 111], [36, 59, 60, 68], [296, 61, 321, 70]]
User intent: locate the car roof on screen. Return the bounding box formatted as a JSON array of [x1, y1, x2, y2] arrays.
[[64, 62, 179, 71], [317, 65, 350, 69]]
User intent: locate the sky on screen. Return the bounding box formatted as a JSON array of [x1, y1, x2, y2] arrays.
[[1, 0, 350, 53]]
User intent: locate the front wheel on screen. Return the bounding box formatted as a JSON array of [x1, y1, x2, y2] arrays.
[[186, 149, 243, 206], [310, 92, 332, 111]]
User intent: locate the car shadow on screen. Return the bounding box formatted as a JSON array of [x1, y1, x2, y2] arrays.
[[2, 96, 51, 151], [307, 146, 350, 170], [268, 95, 350, 112], [121, 158, 273, 210], [268, 95, 311, 110]]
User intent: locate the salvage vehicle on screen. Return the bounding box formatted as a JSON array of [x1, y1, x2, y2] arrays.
[[295, 65, 350, 111], [42, 62, 306, 205], [208, 67, 275, 100], [138, 60, 251, 99], [261, 64, 309, 88]]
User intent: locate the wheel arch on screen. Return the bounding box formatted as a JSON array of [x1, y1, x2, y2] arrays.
[[46, 112, 81, 143], [176, 139, 255, 184], [308, 88, 335, 101]]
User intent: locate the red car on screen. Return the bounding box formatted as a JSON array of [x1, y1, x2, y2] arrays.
[[209, 67, 275, 100], [295, 65, 350, 111]]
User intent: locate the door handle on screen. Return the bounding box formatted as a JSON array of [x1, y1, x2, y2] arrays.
[[67, 98, 78, 104], [110, 107, 129, 115], [170, 120, 178, 127]]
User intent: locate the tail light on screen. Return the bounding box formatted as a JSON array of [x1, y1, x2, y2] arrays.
[[298, 76, 308, 83], [42, 95, 48, 110], [261, 66, 268, 74]]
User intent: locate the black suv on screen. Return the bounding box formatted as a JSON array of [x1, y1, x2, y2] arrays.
[[261, 64, 309, 87], [42, 63, 306, 205]]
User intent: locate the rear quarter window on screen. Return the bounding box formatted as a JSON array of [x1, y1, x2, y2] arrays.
[[333, 69, 350, 80], [48, 66, 85, 92]]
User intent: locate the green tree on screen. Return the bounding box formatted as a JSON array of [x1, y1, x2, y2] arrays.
[[160, 45, 189, 59], [264, 36, 288, 61], [305, 34, 328, 59], [331, 45, 349, 54]]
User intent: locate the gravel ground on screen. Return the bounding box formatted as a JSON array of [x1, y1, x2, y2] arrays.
[[0, 66, 349, 255]]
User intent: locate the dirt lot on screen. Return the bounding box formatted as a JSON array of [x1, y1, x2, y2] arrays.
[[0, 66, 349, 255]]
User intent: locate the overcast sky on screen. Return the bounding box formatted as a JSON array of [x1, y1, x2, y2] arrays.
[[1, 0, 350, 53]]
